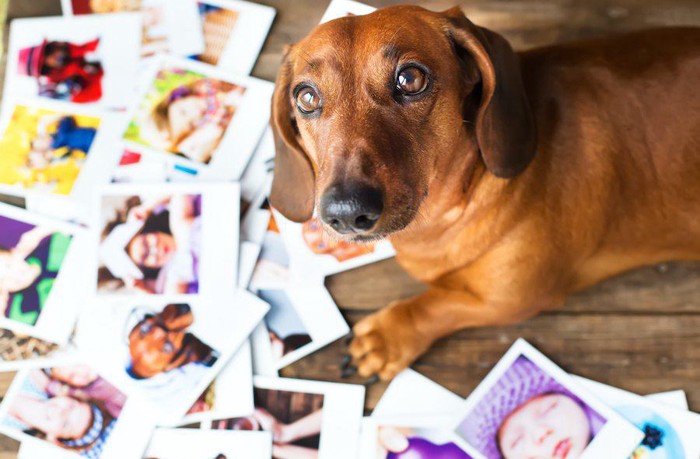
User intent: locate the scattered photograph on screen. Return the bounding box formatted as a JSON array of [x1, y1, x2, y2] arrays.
[[0, 101, 124, 220], [145, 428, 272, 459], [62, 0, 205, 58], [193, 0, 275, 75], [239, 127, 274, 208], [0, 328, 74, 371], [366, 418, 472, 459], [95, 183, 239, 298], [5, 14, 141, 110], [372, 369, 463, 418], [451, 339, 644, 459], [74, 292, 268, 424], [319, 0, 375, 23], [252, 287, 348, 370], [122, 56, 273, 181], [209, 376, 364, 459], [179, 341, 254, 426], [0, 364, 156, 459], [576, 377, 700, 459], [273, 210, 395, 285], [249, 208, 290, 290], [0, 203, 88, 345]]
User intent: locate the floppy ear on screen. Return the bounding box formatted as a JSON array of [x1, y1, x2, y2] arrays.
[[444, 7, 537, 178], [269, 46, 316, 222], [162, 303, 193, 330]]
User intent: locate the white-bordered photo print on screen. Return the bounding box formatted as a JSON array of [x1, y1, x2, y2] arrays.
[[0, 203, 89, 345], [61, 0, 205, 58], [4, 14, 141, 112], [122, 55, 273, 181], [253, 287, 349, 371], [575, 376, 700, 459], [145, 428, 272, 459], [363, 415, 473, 459], [0, 362, 157, 459], [178, 341, 254, 426], [94, 182, 239, 297], [74, 291, 268, 424], [192, 0, 275, 75], [205, 376, 365, 459], [0, 328, 76, 372], [0, 99, 126, 221], [273, 209, 395, 285], [450, 339, 644, 459]]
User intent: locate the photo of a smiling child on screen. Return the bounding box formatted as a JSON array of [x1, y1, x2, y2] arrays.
[[0, 364, 126, 458], [98, 192, 202, 295], [124, 65, 246, 165]]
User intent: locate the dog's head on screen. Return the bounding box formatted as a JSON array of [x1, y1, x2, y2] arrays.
[[270, 6, 536, 241], [127, 303, 215, 379]]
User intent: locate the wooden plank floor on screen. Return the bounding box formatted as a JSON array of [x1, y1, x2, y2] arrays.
[[2, 0, 700, 455]]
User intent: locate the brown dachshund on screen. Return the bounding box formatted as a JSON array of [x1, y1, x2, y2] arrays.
[[127, 303, 218, 379], [269, 6, 700, 380]]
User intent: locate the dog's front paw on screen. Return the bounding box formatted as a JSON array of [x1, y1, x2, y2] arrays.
[[342, 301, 433, 382]]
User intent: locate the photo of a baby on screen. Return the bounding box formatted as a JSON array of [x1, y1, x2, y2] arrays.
[[124, 66, 246, 165], [0, 365, 126, 458], [0, 215, 72, 327], [455, 355, 606, 459], [98, 193, 202, 295], [259, 290, 312, 362], [212, 387, 324, 459], [17, 38, 104, 103], [125, 303, 219, 380], [0, 106, 100, 195]]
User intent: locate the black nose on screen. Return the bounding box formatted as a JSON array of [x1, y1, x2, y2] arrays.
[[171, 303, 191, 315], [320, 184, 383, 234]]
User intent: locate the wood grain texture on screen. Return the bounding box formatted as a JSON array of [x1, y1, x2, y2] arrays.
[[1, 0, 699, 456]]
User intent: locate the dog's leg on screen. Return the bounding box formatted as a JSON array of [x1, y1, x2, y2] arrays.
[[343, 287, 542, 381]]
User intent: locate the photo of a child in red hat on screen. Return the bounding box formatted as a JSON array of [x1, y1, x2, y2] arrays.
[[17, 38, 104, 103]]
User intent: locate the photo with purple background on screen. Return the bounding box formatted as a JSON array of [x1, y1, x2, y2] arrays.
[[455, 355, 606, 459]]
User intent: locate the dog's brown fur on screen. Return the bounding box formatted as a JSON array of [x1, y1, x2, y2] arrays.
[[270, 6, 700, 380]]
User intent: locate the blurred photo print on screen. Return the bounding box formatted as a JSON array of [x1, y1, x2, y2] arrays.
[[451, 339, 644, 459], [75, 292, 268, 423], [273, 210, 395, 285], [0, 101, 124, 220], [179, 342, 254, 426], [193, 0, 275, 75], [209, 376, 364, 459], [61, 0, 205, 58], [0, 364, 155, 459], [365, 417, 471, 459], [0, 328, 74, 371], [122, 56, 273, 181], [0, 203, 88, 345], [95, 183, 239, 298], [145, 428, 272, 459], [253, 288, 348, 370], [4, 14, 141, 111]]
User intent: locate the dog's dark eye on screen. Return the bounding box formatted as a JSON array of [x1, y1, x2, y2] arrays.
[[163, 341, 174, 353], [295, 86, 321, 114], [396, 66, 428, 95], [140, 323, 151, 334]]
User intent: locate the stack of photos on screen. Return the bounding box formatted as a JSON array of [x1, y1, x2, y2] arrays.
[[2, 1, 700, 458]]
